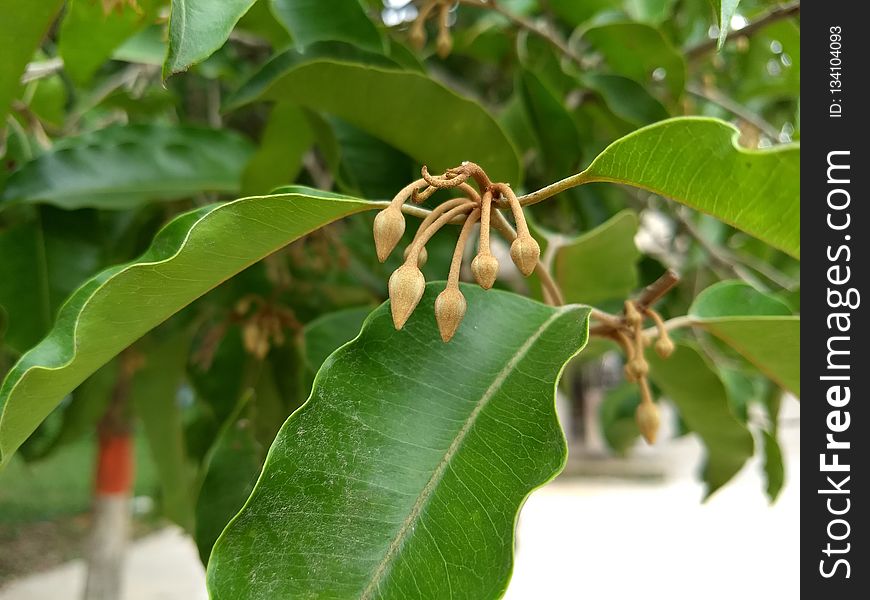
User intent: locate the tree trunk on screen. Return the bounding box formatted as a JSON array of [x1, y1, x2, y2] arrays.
[[83, 354, 138, 600]]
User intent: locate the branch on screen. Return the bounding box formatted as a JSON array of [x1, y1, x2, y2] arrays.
[[685, 1, 801, 61], [686, 84, 780, 140], [457, 0, 583, 66]]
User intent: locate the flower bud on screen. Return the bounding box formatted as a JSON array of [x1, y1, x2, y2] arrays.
[[636, 401, 661, 444], [388, 263, 425, 330], [409, 23, 426, 50], [434, 286, 467, 342], [655, 335, 675, 358], [403, 245, 428, 268], [436, 29, 452, 59], [471, 253, 499, 289], [624, 357, 649, 382], [373, 207, 405, 263], [509, 234, 540, 277]]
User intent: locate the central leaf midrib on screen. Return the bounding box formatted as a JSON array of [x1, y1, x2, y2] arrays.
[[358, 308, 568, 599]]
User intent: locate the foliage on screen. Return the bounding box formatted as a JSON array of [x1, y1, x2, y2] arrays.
[[1, 0, 799, 596]]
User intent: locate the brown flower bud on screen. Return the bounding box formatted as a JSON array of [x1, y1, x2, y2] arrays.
[[409, 23, 426, 50], [624, 357, 648, 381], [434, 286, 467, 342], [403, 245, 428, 268], [509, 234, 540, 277], [471, 253, 499, 289], [636, 401, 661, 444], [373, 207, 406, 263], [388, 263, 425, 330], [655, 335, 675, 358], [436, 29, 452, 58]]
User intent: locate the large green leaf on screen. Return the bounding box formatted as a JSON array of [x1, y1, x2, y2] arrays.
[[208, 285, 590, 598], [553, 210, 640, 305], [0, 190, 378, 467], [270, 0, 382, 52], [228, 51, 521, 184], [0, 0, 64, 124], [647, 343, 754, 497], [690, 280, 800, 395], [1, 125, 255, 210], [575, 117, 800, 258], [59, 0, 158, 84], [165, 0, 258, 76]]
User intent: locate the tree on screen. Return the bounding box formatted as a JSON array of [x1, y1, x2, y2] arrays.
[[0, 0, 800, 598]]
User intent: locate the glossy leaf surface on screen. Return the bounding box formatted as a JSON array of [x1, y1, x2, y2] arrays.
[[208, 285, 591, 598]]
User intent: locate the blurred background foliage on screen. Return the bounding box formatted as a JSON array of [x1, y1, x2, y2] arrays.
[[0, 0, 799, 576]]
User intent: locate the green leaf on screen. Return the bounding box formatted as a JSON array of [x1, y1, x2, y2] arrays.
[[0, 208, 103, 352], [301, 305, 372, 372], [132, 331, 195, 530], [1, 125, 255, 210], [228, 50, 521, 184], [165, 0, 259, 76], [599, 383, 641, 455], [195, 404, 263, 563], [762, 429, 784, 502], [581, 73, 669, 126], [0, 0, 64, 124], [241, 103, 314, 195], [548, 0, 617, 26], [518, 70, 581, 176], [553, 210, 640, 305], [710, 0, 741, 49], [689, 280, 799, 395], [577, 117, 800, 258], [647, 343, 754, 497], [0, 190, 378, 467], [270, 0, 382, 52], [50, 361, 119, 451], [208, 285, 590, 598], [59, 0, 158, 84], [625, 0, 676, 24], [326, 116, 416, 198], [582, 22, 686, 100]]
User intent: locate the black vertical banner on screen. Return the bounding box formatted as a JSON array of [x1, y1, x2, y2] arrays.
[[802, 1, 867, 596]]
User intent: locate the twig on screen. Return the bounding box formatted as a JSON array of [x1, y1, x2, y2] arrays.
[[635, 269, 680, 310], [674, 206, 797, 290], [490, 209, 565, 305], [685, 1, 801, 61], [20, 58, 65, 84], [457, 0, 583, 66], [686, 84, 779, 140]]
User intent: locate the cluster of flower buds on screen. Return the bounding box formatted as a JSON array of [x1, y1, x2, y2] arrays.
[[613, 299, 675, 444], [235, 295, 300, 360], [100, 0, 141, 15], [373, 162, 541, 342], [409, 0, 456, 58]]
